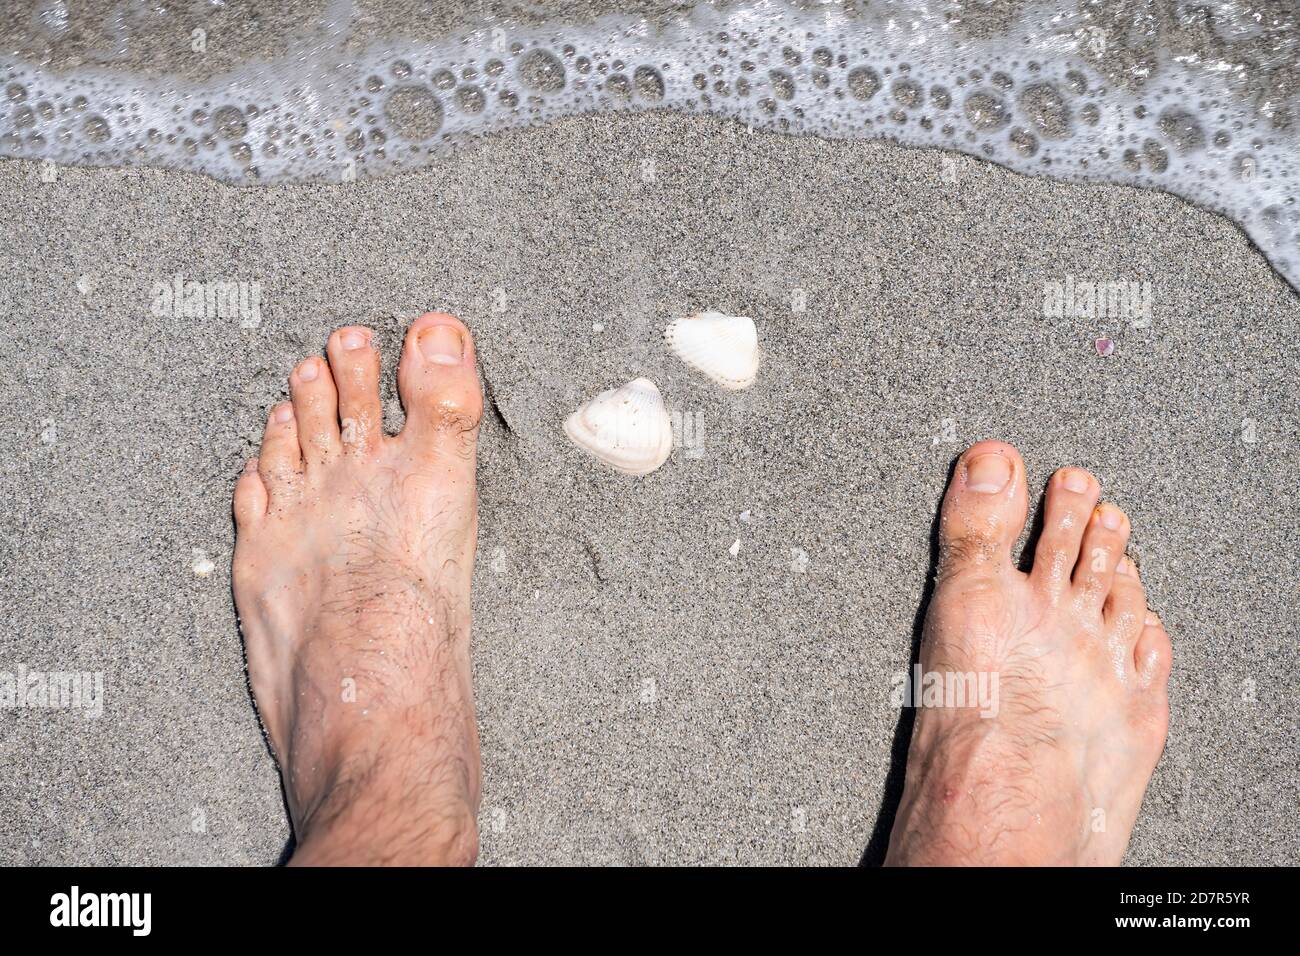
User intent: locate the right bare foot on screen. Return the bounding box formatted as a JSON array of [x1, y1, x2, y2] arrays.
[[232, 314, 484, 866], [886, 441, 1172, 866]]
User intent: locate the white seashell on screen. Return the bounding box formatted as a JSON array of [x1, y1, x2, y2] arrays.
[[664, 312, 759, 390], [564, 377, 674, 476]]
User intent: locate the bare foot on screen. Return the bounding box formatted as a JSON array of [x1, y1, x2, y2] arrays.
[[886, 441, 1172, 866], [232, 314, 483, 866]]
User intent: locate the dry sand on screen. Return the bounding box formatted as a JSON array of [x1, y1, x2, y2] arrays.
[[0, 112, 1296, 864]]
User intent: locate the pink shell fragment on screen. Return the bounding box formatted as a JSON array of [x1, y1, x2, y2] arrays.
[[1094, 337, 1115, 357]]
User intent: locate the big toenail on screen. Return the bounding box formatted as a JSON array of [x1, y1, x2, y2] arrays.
[[1100, 507, 1123, 530], [298, 359, 319, 382], [419, 325, 463, 365], [1063, 470, 1090, 494], [340, 329, 368, 350], [966, 453, 1011, 493], [274, 404, 294, 423]]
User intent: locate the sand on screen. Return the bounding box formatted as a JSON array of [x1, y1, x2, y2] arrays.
[[0, 111, 1296, 865]]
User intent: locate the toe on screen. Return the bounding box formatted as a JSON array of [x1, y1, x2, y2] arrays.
[[233, 458, 268, 526], [1104, 555, 1147, 646], [1072, 502, 1130, 609], [290, 356, 341, 468], [396, 313, 483, 458], [1134, 611, 1173, 690], [326, 326, 383, 455], [1031, 467, 1100, 599], [257, 402, 304, 502], [935, 440, 1029, 579]]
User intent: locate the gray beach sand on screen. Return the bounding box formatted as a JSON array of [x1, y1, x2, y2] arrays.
[[0, 112, 1296, 865]]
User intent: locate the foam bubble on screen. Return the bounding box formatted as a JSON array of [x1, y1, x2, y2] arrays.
[[965, 92, 1011, 132], [384, 86, 444, 139], [1, 0, 1297, 287], [847, 67, 881, 101], [518, 48, 566, 93], [1019, 83, 1072, 140]]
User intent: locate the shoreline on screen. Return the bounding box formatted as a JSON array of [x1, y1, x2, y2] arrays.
[[0, 111, 1296, 864]]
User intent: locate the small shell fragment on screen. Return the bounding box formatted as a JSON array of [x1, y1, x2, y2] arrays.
[[191, 548, 216, 578]]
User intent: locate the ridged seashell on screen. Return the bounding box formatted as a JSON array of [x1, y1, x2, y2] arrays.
[[563, 377, 674, 476], [664, 312, 759, 390]]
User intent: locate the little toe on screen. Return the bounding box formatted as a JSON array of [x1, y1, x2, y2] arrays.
[[1134, 611, 1173, 691], [233, 458, 268, 527]]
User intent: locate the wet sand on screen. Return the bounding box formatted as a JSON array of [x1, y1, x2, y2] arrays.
[[0, 112, 1296, 864]]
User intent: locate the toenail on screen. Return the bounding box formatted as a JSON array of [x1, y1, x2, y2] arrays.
[[274, 404, 294, 423], [340, 329, 369, 350], [1116, 556, 1132, 575], [966, 453, 1011, 494], [1145, 610, 1161, 627], [298, 359, 319, 382], [1099, 507, 1123, 531], [419, 325, 463, 365], [1063, 470, 1090, 494]]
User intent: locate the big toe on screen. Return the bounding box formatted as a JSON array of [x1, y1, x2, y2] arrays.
[[396, 313, 483, 458], [936, 440, 1029, 578]]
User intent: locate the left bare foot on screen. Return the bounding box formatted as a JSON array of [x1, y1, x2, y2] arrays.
[[232, 313, 483, 866]]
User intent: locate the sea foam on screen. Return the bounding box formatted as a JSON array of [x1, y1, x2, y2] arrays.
[[2, 0, 1297, 288]]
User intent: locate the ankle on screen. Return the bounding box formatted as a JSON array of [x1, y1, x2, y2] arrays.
[[292, 768, 479, 866], [288, 724, 480, 866]]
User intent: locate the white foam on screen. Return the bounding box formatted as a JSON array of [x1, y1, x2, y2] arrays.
[[2, 0, 1297, 287]]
